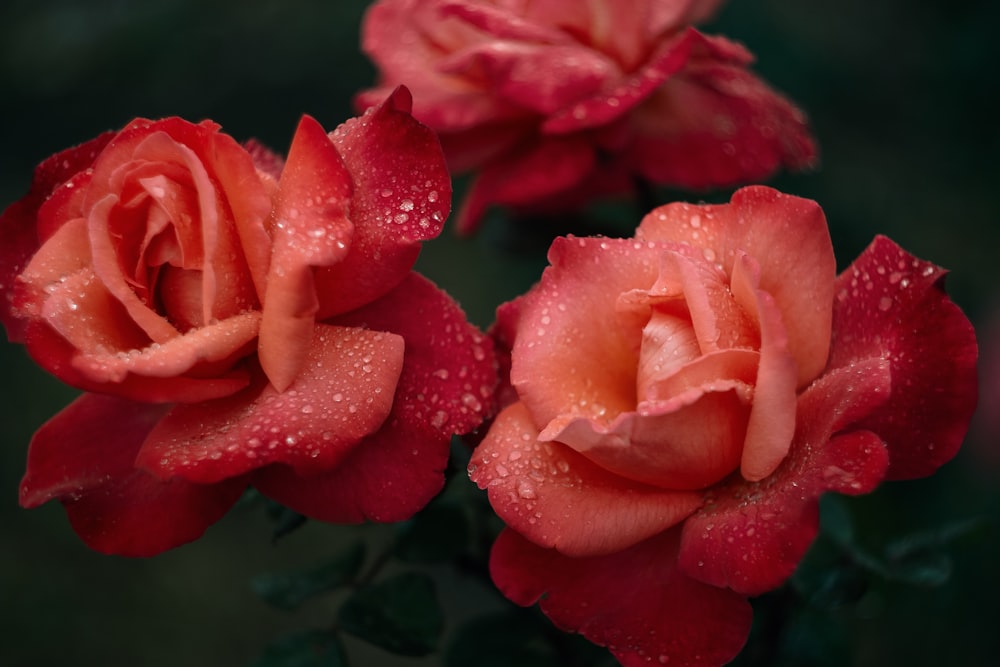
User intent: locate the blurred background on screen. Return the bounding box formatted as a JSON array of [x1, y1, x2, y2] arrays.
[[0, 1, 997, 665]]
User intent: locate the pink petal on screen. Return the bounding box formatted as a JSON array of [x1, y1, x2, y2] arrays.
[[542, 389, 750, 491], [23, 319, 251, 403], [491, 528, 752, 667], [827, 235, 978, 479], [260, 115, 354, 391], [542, 28, 695, 134], [315, 87, 452, 317], [626, 32, 817, 187], [440, 42, 617, 116], [138, 324, 405, 483], [470, 401, 701, 556], [454, 135, 596, 233], [254, 272, 496, 522], [511, 236, 659, 428], [72, 311, 261, 384], [638, 186, 835, 387], [677, 358, 893, 595], [439, 0, 575, 45], [20, 393, 245, 556], [730, 253, 798, 481]]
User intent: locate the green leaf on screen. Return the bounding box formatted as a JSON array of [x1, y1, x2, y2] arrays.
[[253, 542, 366, 611], [252, 630, 346, 667], [394, 504, 470, 563], [445, 611, 556, 667], [338, 572, 443, 657]]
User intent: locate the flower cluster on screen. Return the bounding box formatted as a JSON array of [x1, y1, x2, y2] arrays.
[[0, 1, 980, 666]]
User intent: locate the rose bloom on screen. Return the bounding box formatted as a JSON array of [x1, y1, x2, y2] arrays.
[[469, 186, 977, 666], [0, 88, 496, 556], [357, 0, 817, 233]]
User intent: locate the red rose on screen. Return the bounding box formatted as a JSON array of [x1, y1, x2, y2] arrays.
[[1, 88, 496, 556], [357, 0, 817, 233], [469, 186, 977, 666]]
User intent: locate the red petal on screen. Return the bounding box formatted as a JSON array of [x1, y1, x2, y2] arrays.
[[1, 133, 113, 341], [138, 324, 404, 483], [20, 393, 245, 556], [828, 235, 978, 479], [315, 87, 451, 317], [441, 42, 615, 116], [677, 359, 892, 595], [491, 528, 752, 667], [453, 136, 597, 234], [23, 319, 251, 403], [260, 115, 354, 390], [254, 272, 496, 522], [638, 186, 835, 388], [470, 401, 702, 556], [627, 32, 817, 187], [542, 29, 695, 134]]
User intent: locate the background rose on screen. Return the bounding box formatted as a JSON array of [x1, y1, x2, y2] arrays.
[[0, 89, 496, 556], [357, 0, 817, 232], [470, 186, 977, 666]]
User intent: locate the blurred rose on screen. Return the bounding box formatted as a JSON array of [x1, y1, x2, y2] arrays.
[[357, 0, 817, 233], [1, 88, 496, 556], [470, 186, 977, 666]]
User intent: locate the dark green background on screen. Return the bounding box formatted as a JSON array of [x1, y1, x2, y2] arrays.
[[1, 1, 997, 665]]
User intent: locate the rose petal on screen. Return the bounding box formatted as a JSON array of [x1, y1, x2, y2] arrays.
[[626, 32, 817, 187], [542, 28, 695, 134], [70, 310, 260, 383], [512, 236, 660, 427], [828, 235, 978, 479], [677, 358, 892, 595], [730, 252, 798, 481], [491, 528, 752, 667], [138, 324, 404, 483], [638, 186, 835, 387], [470, 401, 702, 556], [441, 42, 617, 116], [454, 135, 597, 233], [20, 393, 245, 556], [23, 319, 251, 403], [541, 389, 750, 491], [315, 87, 452, 317], [260, 114, 355, 391], [254, 272, 496, 522]]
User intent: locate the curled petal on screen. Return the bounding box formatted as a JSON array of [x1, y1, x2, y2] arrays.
[[730, 253, 797, 481], [470, 401, 702, 556], [491, 528, 752, 667], [20, 393, 245, 556], [24, 319, 251, 403], [542, 390, 750, 491], [260, 114, 354, 391], [138, 324, 405, 483]]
